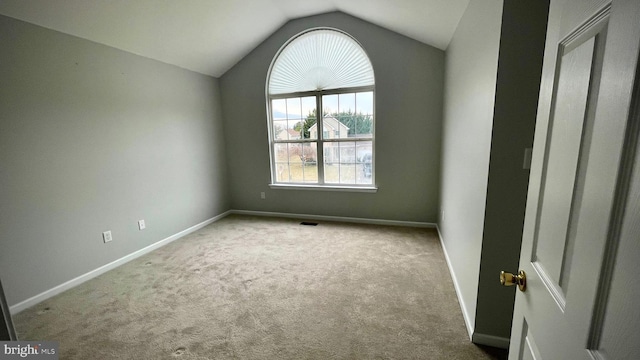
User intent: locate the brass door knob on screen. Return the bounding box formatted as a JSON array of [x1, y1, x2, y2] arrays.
[[500, 270, 526, 291]]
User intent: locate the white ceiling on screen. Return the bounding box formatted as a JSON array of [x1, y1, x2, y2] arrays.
[[0, 0, 470, 78]]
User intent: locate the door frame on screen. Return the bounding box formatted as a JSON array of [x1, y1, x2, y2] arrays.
[[1, 277, 17, 340]]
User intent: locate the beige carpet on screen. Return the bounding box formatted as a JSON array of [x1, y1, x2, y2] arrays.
[[14, 215, 506, 359]]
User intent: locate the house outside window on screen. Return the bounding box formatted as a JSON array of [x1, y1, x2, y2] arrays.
[[266, 28, 375, 189]]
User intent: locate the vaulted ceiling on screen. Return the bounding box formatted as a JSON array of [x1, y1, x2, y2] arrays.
[[0, 0, 470, 77]]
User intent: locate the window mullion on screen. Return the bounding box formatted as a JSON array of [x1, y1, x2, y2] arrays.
[[316, 94, 324, 185]]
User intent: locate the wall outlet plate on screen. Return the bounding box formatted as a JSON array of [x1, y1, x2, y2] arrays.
[[138, 220, 146, 230], [102, 231, 112, 243]]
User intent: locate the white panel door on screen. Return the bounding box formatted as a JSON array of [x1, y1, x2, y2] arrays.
[[509, 0, 640, 359]]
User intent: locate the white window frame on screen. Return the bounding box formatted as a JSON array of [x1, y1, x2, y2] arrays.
[[267, 88, 375, 191], [266, 28, 376, 192]]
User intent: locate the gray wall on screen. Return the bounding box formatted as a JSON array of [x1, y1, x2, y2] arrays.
[[0, 15, 229, 307], [439, 0, 504, 333], [474, 0, 548, 340], [220, 12, 444, 223], [440, 0, 548, 345]]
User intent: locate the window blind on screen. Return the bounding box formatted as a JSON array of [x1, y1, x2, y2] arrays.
[[268, 29, 374, 95]]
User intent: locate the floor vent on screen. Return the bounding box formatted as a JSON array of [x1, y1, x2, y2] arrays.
[[300, 221, 319, 226]]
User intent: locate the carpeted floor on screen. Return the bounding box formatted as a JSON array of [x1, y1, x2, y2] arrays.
[[14, 215, 507, 359]]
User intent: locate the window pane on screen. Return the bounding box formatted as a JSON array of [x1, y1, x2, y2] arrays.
[[301, 143, 318, 183], [294, 97, 317, 140], [275, 162, 291, 182], [331, 111, 371, 138], [272, 94, 373, 186], [301, 97, 316, 118], [273, 119, 288, 140], [286, 98, 303, 121], [355, 114, 373, 137], [356, 141, 373, 184], [272, 98, 287, 119], [286, 98, 303, 141], [272, 97, 316, 140], [322, 93, 374, 139], [304, 117, 318, 140], [323, 142, 339, 183], [287, 144, 303, 182], [274, 98, 302, 140], [323, 94, 338, 114], [324, 142, 359, 184], [285, 143, 318, 183], [356, 92, 374, 115], [274, 143, 290, 182], [287, 123, 302, 140], [339, 142, 356, 183], [339, 93, 356, 113]]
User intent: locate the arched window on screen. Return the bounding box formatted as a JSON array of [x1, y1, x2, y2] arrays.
[[267, 28, 375, 189]]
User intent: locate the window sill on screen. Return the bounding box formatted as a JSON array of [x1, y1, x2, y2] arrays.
[[269, 183, 378, 193]]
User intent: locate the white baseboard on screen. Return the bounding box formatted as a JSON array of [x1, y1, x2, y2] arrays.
[[472, 332, 510, 349], [9, 210, 232, 314], [230, 210, 436, 228], [436, 224, 475, 341]]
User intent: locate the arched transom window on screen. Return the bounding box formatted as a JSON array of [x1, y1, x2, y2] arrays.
[[267, 28, 375, 189]]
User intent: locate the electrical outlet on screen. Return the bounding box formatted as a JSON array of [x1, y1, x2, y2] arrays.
[[102, 230, 113, 243], [260, 192, 266, 199], [138, 220, 146, 230]]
